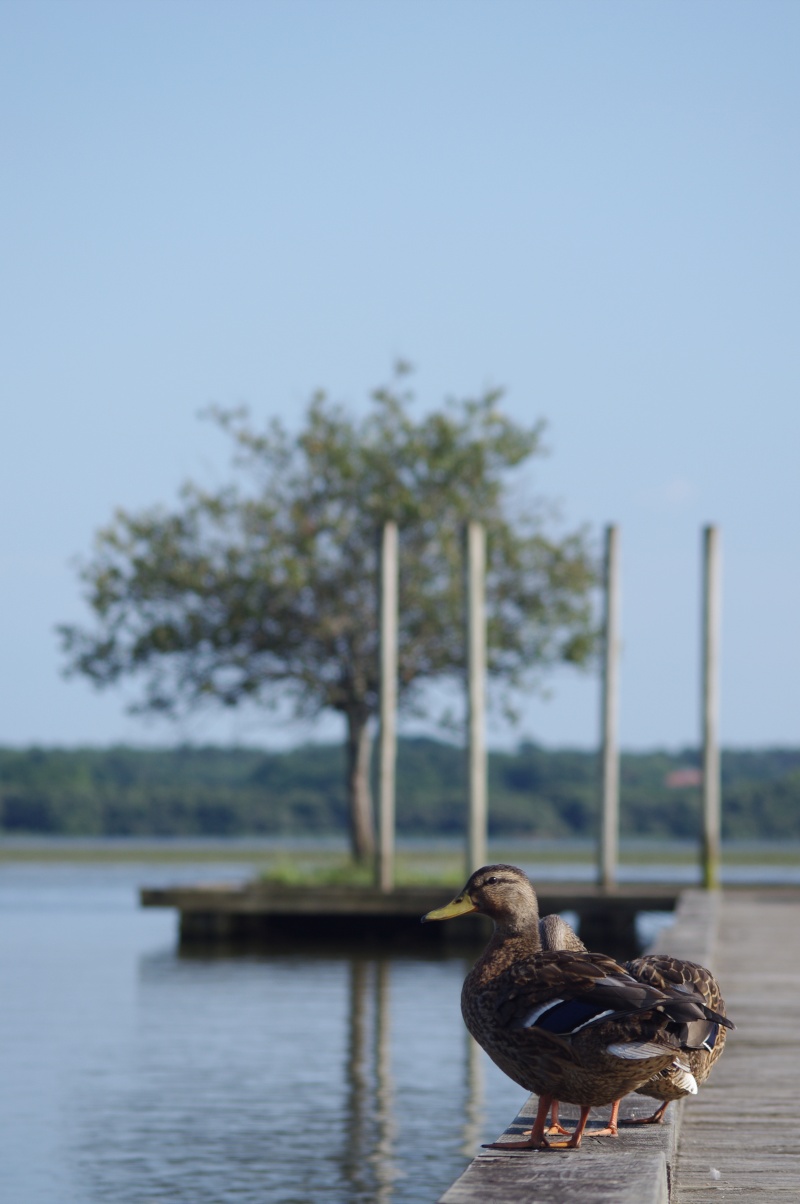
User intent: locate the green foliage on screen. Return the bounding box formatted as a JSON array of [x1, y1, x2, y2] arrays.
[[722, 770, 800, 839], [58, 366, 600, 861], [59, 365, 597, 736], [2, 740, 800, 840]]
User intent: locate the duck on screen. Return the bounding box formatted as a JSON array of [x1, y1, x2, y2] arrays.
[[422, 864, 733, 1150], [537, 913, 729, 1131], [621, 953, 728, 1124]]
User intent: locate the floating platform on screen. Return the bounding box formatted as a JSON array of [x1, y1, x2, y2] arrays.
[[140, 880, 681, 958]]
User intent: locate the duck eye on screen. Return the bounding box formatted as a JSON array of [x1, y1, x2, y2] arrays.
[[485, 876, 499, 885]]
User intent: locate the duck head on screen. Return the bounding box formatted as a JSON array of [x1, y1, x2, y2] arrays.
[[422, 863, 540, 933]]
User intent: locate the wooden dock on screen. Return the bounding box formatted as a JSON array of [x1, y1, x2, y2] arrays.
[[672, 887, 800, 1201], [439, 887, 800, 1202]]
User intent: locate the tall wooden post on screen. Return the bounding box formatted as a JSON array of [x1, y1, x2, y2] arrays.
[[599, 524, 621, 890], [377, 521, 398, 892], [465, 521, 488, 876], [701, 524, 722, 889]]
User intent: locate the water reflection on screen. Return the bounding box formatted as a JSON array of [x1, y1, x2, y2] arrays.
[[108, 934, 663, 1201], [343, 959, 396, 1201], [95, 945, 514, 1203], [462, 1033, 484, 1158], [339, 953, 502, 1196]]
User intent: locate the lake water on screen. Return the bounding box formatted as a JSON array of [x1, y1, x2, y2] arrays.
[[3, 847, 795, 1202], [0, 860, 529, 1204]]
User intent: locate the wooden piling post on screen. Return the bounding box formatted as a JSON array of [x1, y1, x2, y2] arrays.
[[599, 524, 621, 891], [377, 521, 399, 892], [465, 521, 488, 875], [701, 524, 722, 890]]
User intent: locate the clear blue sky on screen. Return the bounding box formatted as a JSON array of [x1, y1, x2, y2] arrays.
[[3, 0, 799, 751]]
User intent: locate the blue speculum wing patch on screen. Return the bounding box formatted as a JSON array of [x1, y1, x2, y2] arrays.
[[524, 998, 614, 1035], [704, 1023, 721, 1052]]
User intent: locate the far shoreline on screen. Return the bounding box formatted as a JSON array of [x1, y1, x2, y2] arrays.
[[2, 834, 800, 867]]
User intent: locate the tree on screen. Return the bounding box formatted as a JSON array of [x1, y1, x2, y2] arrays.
[[59, 365, 598, 861]]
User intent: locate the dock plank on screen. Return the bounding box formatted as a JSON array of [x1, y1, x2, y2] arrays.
[[673, 891, 800, 1201], [440, 1095, 674, 1204], [440, 1148, 669, 1204]]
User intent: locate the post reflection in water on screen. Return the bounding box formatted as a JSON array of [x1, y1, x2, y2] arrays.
[[342, 957, 397, 1202], [463, 1030, 485, 1157], [375, 959, 396, 1201], [339, 950, 516, 1200], [333, 947, 520, 1202]]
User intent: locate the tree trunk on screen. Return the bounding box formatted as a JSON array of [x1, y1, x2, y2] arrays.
[[345, 710, 376, 862]]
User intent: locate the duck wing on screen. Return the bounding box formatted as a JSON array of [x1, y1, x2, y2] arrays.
[[624, 954, 731, 1052], [624, 955, 725, 1009], [497, 950, 725, 1040]]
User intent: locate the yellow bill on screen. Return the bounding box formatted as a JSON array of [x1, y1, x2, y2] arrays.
[[421, 892, 477, 923]]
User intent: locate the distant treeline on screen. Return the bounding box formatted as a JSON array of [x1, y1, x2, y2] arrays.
[[1, 739, 800, 840]]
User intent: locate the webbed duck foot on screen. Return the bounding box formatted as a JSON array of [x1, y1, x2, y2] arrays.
[[482, 1137, 553, 1150], [481, 1096, 592, 1151], [620, 1101, 669, 1126], [543, 1104, 594, 1150], [481, 1092, 559, 1151], [545, 1101, 571, 1136], [585, 1099, 619, 1138]]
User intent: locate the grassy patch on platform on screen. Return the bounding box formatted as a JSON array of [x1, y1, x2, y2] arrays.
[[258, 851, 468, 888]]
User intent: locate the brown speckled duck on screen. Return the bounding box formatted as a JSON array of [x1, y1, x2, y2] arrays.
[[538, 913, 730, 1132], [422, 865, 733, 1150], [622, 953, 728, 1124]]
